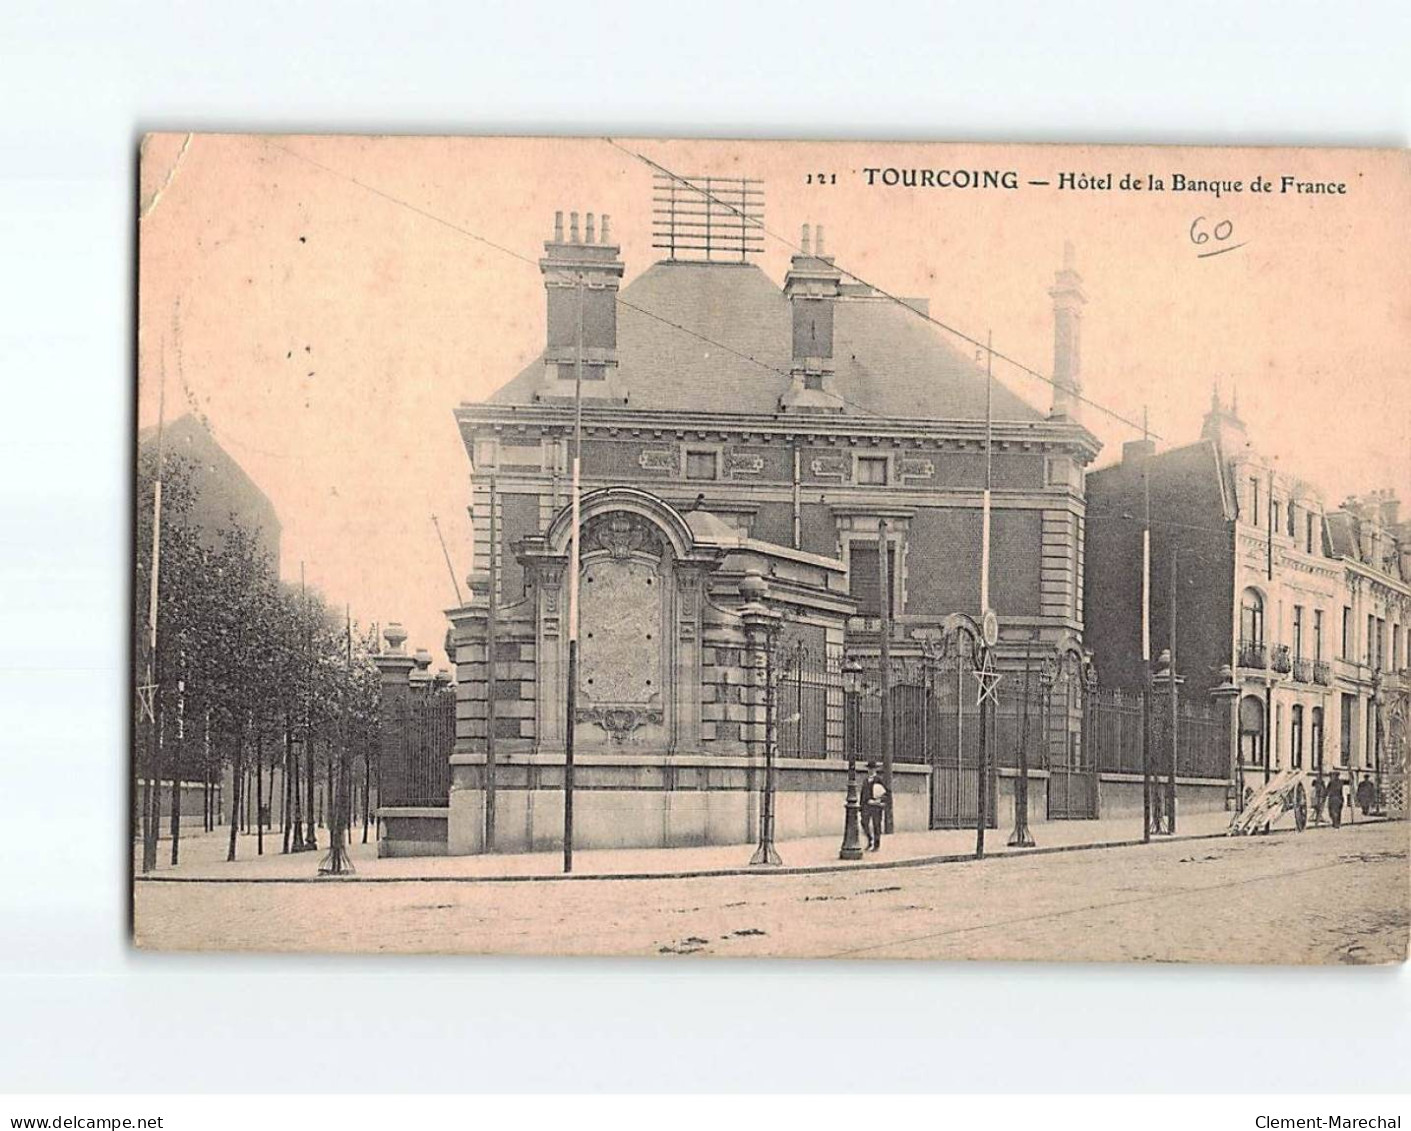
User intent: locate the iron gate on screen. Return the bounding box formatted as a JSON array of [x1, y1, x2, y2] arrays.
[[1046, 655, 1098, 819], [851, 659, 998, 830]]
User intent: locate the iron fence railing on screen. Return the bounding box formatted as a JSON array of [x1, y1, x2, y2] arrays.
[[776, 647, 841, 760], [763, 645, 1236, 786], [1292, 657, 1313, 683], [379, 685, 454, 807], [1089, 688, 1229, 780]]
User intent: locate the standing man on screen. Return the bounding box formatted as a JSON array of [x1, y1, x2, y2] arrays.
[[862, 761, 889, 851], [1326, 770, 1345, 830]]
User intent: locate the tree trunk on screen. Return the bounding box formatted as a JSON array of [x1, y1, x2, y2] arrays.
[[305, 734, 317, 849], [255, 726, 264, 855], [282, 718, 294, 854], [205, 707, 214, 832], [169, 682, 185, 866], [291, 727, 305, 851], [227, 734, 243, 862], [139, 775, 155, 872], [147, 693, 166, 869], [361, 728, 371, 844]]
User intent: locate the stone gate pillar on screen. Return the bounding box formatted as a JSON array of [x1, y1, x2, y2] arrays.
[[372, 623, 415, 836]]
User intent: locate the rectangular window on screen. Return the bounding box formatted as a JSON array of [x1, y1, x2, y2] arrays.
[[1274, 703, 1283, 770], [1343, 607, 1353, 659], [1271, 499, 1281, 534], [1287, 502, 1297, 537], [848, 541, 898, 617], [1306, 512, 1316, 554], [856, 456, 889, 485], [1249, 477, 1260, 520], [1340, 694, 1355, 767], [1292, 605, 1304, 659], [1377, 617, 1387, 669], [1367, 615, 1376, 666], [684, 450, 718, 481], [1313, 610, 1324, 661]]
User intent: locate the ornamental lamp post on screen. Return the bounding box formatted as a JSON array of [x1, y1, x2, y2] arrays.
[[839, 655, 865, 861], [741, 570, 783, 867]]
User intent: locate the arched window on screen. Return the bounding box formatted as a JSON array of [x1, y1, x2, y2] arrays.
[[1310, 706, 1325, 771], [1239, 694, 1265, 766], [1291, 704, 1304, 769], [1241, 589, 1265, 648]]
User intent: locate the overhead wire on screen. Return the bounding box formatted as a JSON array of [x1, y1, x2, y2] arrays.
[[258, 137, 1078, 430], [604, 136, 1161, 440]]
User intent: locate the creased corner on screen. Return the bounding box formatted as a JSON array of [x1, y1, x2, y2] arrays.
[[139, 132, 193, 221]]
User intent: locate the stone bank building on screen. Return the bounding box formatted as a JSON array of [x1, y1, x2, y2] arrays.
[[383, 186, 1104, 856]]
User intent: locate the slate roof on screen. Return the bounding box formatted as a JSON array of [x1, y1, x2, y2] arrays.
[[487, 260, 1043, 422]]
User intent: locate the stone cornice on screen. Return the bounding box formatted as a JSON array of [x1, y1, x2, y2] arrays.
[[1342, 558, 1411, 601], [456, 402, 1102, 459]]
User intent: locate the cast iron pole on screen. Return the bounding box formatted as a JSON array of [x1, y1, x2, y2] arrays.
[[878, 517, 894, 832], [485, 474, 498, 852], [564, 274, 584, 873]]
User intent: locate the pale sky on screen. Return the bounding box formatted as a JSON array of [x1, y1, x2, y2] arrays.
[[137, 135, 1411, 660]]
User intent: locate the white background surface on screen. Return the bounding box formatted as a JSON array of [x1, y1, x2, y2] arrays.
[[1, 0, 1407, 1094]]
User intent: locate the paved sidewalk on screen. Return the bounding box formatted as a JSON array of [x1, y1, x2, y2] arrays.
[[136, 807, 1269, 883]]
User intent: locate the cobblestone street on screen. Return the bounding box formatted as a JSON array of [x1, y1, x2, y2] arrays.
[[134, 818, 1408, 964]]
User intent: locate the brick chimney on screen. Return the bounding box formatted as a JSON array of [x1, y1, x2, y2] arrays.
[[1200, 382, 1249, 455], [779, 222, 845, 413], [536, 209, 626, 403], [1123, 438, 1156, 464], [1376, 488, 1401, 529], [1048, 241, 1085, 422]]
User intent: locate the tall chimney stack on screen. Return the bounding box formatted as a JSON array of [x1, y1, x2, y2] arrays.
[[1048, 240, 1086, 422], [537, 206, 625, 403], [779, 221, 844, 413]]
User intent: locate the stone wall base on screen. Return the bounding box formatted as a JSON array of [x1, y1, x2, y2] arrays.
[[377, 808, 450, 857], [1096, 776, 1230, 820], [429, 755, 930, 855]]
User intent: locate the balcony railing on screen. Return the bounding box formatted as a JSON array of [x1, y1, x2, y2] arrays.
[[1292, 657, 1313, 683], [1271, 644, 1292, 675], [1238, 639, 1267, 669], [1313, 660, 1333, 686]]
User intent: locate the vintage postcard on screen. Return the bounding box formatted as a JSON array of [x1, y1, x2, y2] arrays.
[[133, 135, 1410, 963]]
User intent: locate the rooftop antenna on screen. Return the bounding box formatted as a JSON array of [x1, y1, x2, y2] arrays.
[[651, 173, 764, 263]]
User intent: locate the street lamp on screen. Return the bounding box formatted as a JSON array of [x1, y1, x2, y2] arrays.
[[839, 656, 865, 860], [742, 570, 783, 867]]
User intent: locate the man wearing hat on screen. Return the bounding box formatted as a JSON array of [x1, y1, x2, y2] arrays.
[[861, 761, 888, 851]]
